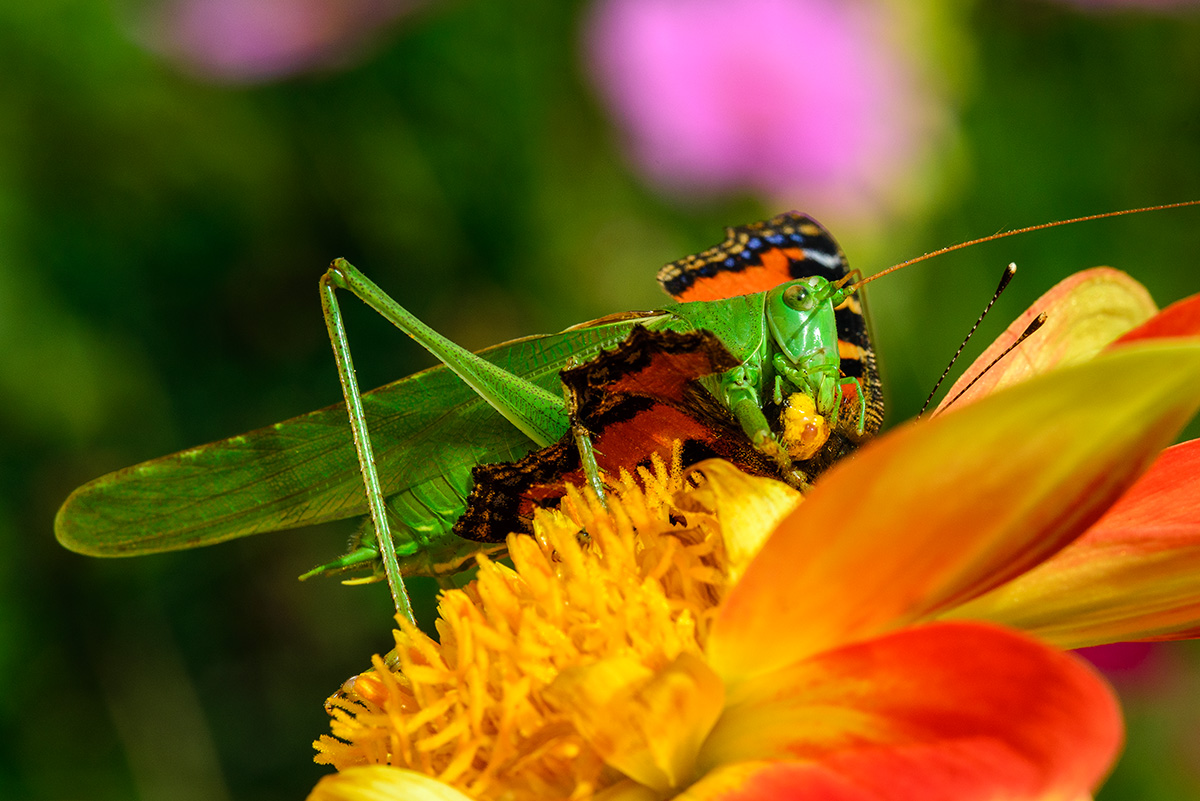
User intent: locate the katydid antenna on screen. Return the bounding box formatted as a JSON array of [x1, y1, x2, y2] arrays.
[[842, 200, 1200, 416]]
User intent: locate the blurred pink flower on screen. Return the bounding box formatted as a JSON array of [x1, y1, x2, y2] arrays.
[[1077, 642, 1164, 682], [137, 0, 422, 83], [1075, 642, 1189, 696], [585, 0, 948, 220]]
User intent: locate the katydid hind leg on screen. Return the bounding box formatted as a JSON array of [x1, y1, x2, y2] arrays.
[[326, 259, 570, 448], [320, 271, 416, 624]]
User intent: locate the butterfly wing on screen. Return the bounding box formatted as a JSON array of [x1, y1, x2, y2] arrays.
[[658, 212, 883, 436], [456, 326, 776, 541]]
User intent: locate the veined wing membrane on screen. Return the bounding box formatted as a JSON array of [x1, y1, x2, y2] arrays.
[[56, 313, 667, 556]]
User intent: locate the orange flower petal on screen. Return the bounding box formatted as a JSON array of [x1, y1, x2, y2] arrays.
[[937, 268, 1156, 411], [708, 341, 1200, 679], [681, 760, 1090, 801], [691, 623, 1119, 801], [949, 439, 1200, 648], [1113, 291, 1200, 344], [307, 766, 474, 801]]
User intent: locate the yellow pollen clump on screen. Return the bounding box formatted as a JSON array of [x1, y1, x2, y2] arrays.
[[314, 455, 735, 801], [780, 392, 830, 461]]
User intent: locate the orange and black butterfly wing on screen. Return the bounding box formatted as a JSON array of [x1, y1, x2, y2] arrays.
[[454, 327, 777, 541], [656, 212, 852, 302], [658, 211, 883, 437]]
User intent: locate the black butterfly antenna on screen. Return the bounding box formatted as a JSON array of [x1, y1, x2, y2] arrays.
[[918, 263, 1017, 416], [934, 312, 1049, 415]]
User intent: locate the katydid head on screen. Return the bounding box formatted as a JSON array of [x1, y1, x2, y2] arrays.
[[764, 275, 848, 364], [761, 275, 854, 438]]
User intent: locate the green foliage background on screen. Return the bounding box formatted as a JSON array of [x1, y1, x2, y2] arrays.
[[3, 1, 1200, 798]]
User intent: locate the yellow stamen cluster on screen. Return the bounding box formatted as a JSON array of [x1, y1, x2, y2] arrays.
[[314, 456, 734, 801]]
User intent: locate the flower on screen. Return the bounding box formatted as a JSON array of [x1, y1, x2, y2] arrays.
[[935, 268, 1200, 649], [309, 270, 1200, 801], [134, 0, 422, 83], [584, 0, 953, 224], [1075, 642, 1174, 691]]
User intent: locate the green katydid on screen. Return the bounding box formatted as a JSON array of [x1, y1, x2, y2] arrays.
[[57, 213, 880, 622], [55, 203, 1197, 623]]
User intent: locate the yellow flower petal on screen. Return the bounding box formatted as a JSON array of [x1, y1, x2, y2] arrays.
[[679, 460, 803, 583], [937, 268, 1156, 411], [592, 779, 664, 801], [546, 653, 725, 793], [707, 341, 1200, 681], [308, 766, 474, 801], [674, 761, 776, 800]]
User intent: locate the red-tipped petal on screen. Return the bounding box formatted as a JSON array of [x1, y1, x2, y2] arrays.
[[950, 439, 1200, 648], [1113, 291, 1200, 344], [689, 623, 1120, 801], [937, 268, 1155, 411], [707, 342, 1200, 679]]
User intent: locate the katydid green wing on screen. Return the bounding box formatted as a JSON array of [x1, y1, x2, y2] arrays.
[[55, 315, 663, 556]]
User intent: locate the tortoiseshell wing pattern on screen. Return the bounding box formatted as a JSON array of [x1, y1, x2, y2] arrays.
[[657, 211, 884, 436], [456, 327, 776, 542]]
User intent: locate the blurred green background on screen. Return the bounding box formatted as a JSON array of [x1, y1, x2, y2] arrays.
[[5, 0, 1200, 798]]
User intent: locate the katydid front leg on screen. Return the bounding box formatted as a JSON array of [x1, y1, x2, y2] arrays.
[[839, 376, 868, 437], [771, 353, 843, 430], [721, 365, 793, 473], [771, 352, 869, 438], [562, 361, 608, 509], [321, 259, 573, 621]]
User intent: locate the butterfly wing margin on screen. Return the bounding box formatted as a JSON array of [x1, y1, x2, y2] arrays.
[[657, 212, 851, 301]]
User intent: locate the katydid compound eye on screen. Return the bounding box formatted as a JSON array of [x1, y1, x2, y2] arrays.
[[783, 284, 812, 310]]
